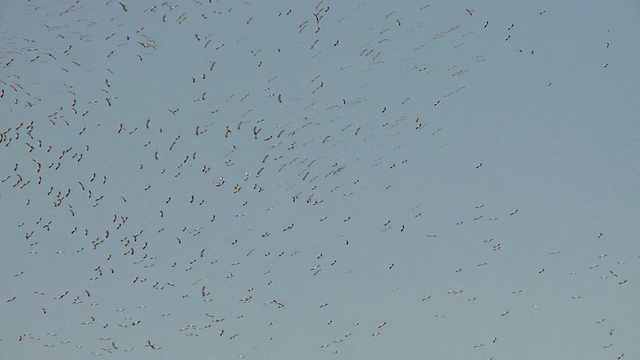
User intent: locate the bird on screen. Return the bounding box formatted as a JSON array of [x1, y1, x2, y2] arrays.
[[0, 2, 634, 358]]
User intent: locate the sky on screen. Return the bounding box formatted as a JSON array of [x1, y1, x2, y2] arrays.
[[1, 0, 639, 359]]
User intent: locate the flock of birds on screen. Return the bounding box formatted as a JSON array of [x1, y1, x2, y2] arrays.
[[0, 1, 636, 359]]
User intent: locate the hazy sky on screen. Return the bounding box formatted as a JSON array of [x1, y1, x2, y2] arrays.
[[1, 1, 639, 359]]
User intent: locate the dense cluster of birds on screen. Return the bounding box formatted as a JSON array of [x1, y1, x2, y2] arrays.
[[0, 1, 635, 359]]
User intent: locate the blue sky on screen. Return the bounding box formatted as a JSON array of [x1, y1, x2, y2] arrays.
[[1, 1, 639, 359]]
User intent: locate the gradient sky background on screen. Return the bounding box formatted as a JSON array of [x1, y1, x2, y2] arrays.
[[1, 1, 639, 359]]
